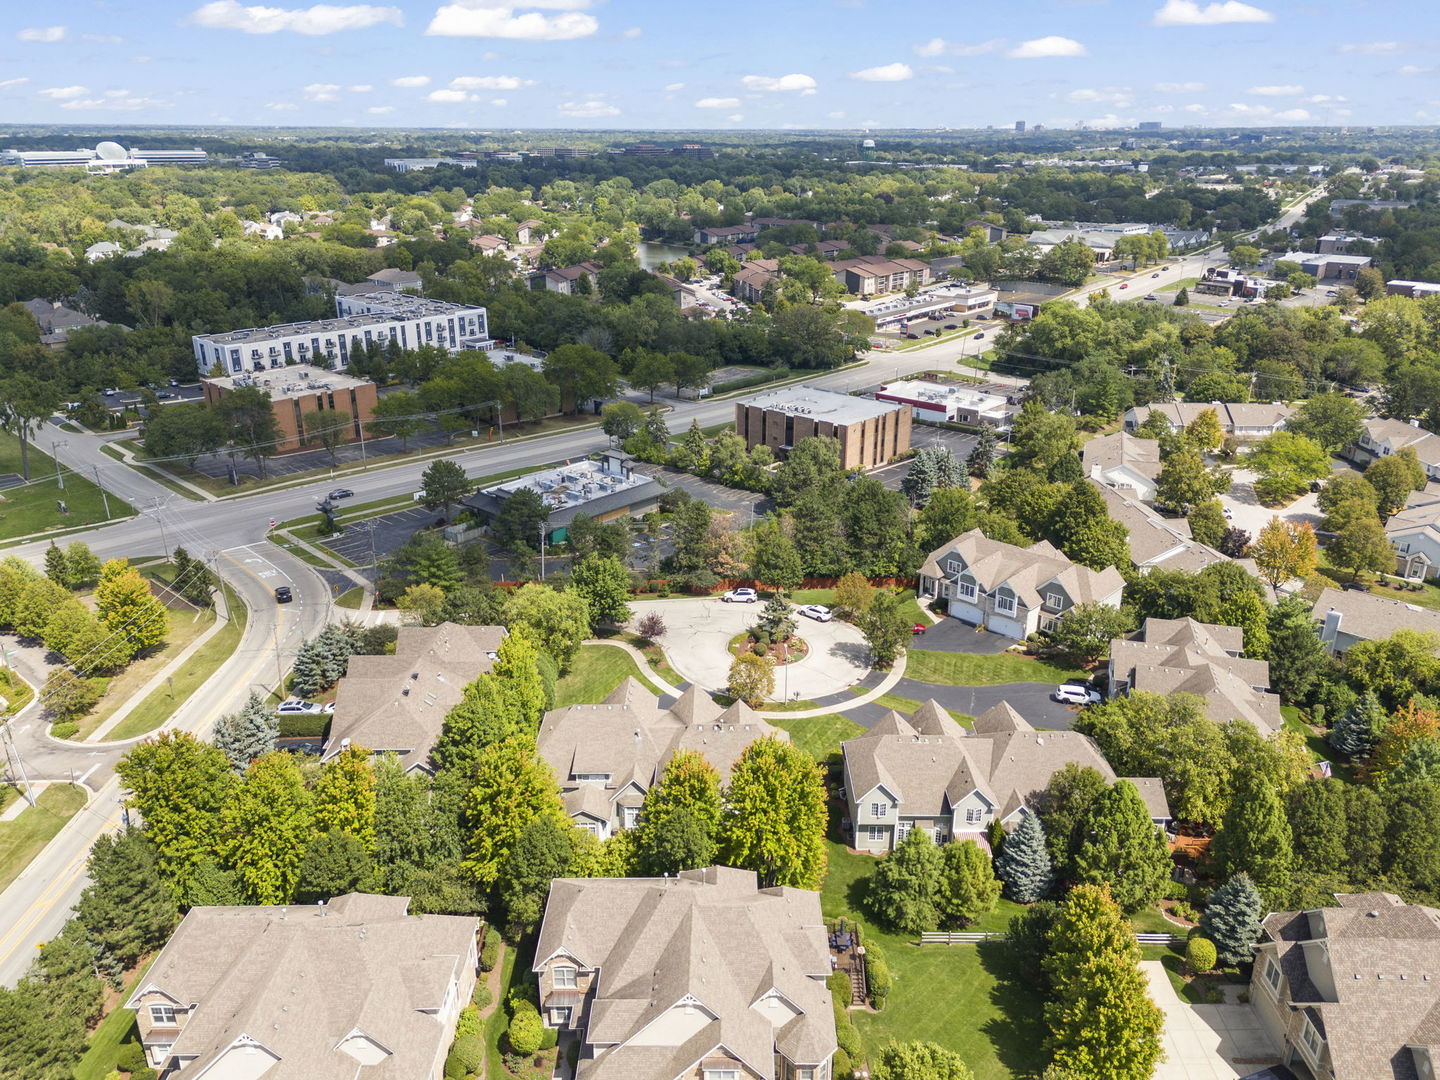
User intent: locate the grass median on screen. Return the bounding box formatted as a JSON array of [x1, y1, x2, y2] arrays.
[[0, 430, 134, 541], [0, 784, 88, 893], [903, 650, 1085, 687], [555, 644, 662, 707]]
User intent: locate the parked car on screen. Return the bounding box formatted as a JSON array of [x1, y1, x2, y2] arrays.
[[904, 332, 919, 339], [799, 604, 833, 622], [1118, 283, 1129, 290], [154, 390, 176, 400], [944, 323, 957, 330], [102, 387, 119, 395], [1052, 684, 1101, 706], [276, 698, 323, 715], [168, 378, 181, 387], [722, 588, 758, 603], [274, 585, 293, 603], [1145, 295, 1157, 301], [1152, 272, 1160, 278], [328, 488, 354, 500], [974, 332, 985, 339]]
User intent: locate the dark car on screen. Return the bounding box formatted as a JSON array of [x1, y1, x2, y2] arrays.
[[327, 488, 355, 500], [154, 390, 175, 400], [944, 323, 957, 330], [1239, 1068, 1297, 1080], [904, 332, 919, 339], [274, 585, 293, 603]]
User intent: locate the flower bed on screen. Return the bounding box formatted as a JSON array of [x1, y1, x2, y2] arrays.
[[728, 631, 809, 665]]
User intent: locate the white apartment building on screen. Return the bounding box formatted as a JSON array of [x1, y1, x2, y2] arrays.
[[192, 290, 490, 376]]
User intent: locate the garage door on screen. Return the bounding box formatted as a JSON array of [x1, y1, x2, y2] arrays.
[[988, 614, 1027, 640]]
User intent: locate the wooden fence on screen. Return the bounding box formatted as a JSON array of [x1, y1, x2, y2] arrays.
[[920, 930, 1186, 947]]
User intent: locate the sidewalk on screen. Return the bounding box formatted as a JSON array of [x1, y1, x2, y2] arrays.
[[81, 590, 232, 743]]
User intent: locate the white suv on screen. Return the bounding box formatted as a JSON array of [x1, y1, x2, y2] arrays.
[[722, 588, 758, 603]]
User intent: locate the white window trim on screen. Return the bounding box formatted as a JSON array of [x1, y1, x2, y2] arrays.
[[866, 825, 885, 843], [552, 966, 577, 989], [149, 1043, 173, 1068], [965, 808, 984, 824], [1262, 956, 1282, 996], [995, 594, 1017, 615], [149, 1004, 177, 1025], [1299, 1015, 1324, 1060], [958, 581, 977, 602], [946, 558, 961, 573], [871, 802, 888, 818], [1045, 592, 1064, 609]]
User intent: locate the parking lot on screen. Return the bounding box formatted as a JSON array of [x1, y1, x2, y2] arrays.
[[632, 463, 770, 519], [870, 426, 984, 492], [318, 505, 439, 567]]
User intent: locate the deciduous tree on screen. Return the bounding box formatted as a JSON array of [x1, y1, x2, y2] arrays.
[[719, 736, 827, 889], [940, 839, 1001, 927], [220, 752, 312, 905], [461, 736, 564, 890], [868, 827, 944, 933], [503, 583, 591, 672], [1074, 781, 1171, 914]]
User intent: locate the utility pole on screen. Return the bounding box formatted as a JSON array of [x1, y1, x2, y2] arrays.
[[50, 439, 67, 491], [538, 521, 548, 580], [92, 465, 111, 520], [1, 724, 36, 808], [150, 498, 171, 559]]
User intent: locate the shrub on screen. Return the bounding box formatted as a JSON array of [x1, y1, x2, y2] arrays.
[[827, 970, 850, 1013], [539, 1025, 559, 1051], [1172, 901, 1200, 923], [836, 1015, 864, 1061], [130, 1070, 158, 1080], [448, 1034, 483, 1075], [1164, 882, 1190, 902], [455, 1005, 482, 1038], [480, 926, 500, 972], [472, 982, 492, 1011], [864, 942, 892, 1009], [277, 714, 328, 738], [832, 1047, 854, 1080], [116, 1042, 148, 1073], [1187, 935, 1218, 974], [50, 721, 80, 740], [507, 1007, 544, 1056]]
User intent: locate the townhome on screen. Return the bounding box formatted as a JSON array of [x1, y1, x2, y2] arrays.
[[321, 622, 506, 772], [1251, 891, 1440, 1079], [1090, 482, 1244, 575], [531, 261, 604, 295], [1123, 402, 1295, 438], [1349, 417, 1440, 481], [731, 259, 782, 303], [533, 865, 837, 1080], [1108, 617, 1283, 733], [841, 700, 1170, 854], [537, 679, 786, 838], [917, 529, 1125, 639], [1083, 431, 1162, 502], [126, 893, 478, 1078], [694, 224, 760, 245], [1313, 587, 1440, 655]]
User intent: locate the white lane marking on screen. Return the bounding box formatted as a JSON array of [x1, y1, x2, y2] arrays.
[[77, 763, 100, 784]]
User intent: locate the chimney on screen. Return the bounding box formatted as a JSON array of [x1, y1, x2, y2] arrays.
[[1321, 608, 1342, 645]]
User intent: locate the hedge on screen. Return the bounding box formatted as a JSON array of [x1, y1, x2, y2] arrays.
[[865, 942, 892, 1009], [479, 926, 499, 972], [710, 369, 792, 394], [278, 714, 329, 738]]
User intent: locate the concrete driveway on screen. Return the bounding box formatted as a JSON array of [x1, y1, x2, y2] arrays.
[[629, 596, 871, 702], [1143, 962, 1280, 1080], [1221, 468, 1325, 540]]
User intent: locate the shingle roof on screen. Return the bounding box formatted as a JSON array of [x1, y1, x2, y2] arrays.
[[1126, 401, 1295, 431], [322, 622, 506, 768], [1313, 587, 1440, 647], [1083, 431, 1162, 481], [1259, 892, 1440, 1080], [534, 866, 835, 1080], [126, 894, 477, 1080], [919, 529, 1125, 608], [842, 701, 1170, 823]]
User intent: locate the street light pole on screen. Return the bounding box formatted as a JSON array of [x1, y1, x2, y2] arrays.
[[92, 465, 111, 520], [538, 522, 548, 580], [50, 440, 67, 491]]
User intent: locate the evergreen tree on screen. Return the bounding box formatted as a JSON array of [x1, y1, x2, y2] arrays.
[[939, 838, 1001, 927], [967, 426, 997, 479], [296, 829, 373, 903], [994, 812, 1054, 903], [901, 446, 964, 506], [755, 591, 797, 640], [1174, 286, 1190, 306], [169, 547, 216, 607], [219, 752, 313, 905], [718, 736, 827, 889], [211, 692, 279, 772], [1043, 885, 1164, 1080], [1213, 768, 1294, 896], [1074, 781, 1172, 913], [1266, 595, 1329, 703], [75, 831, 179, 981], [1328, 691, 1384, 757], [43, 543, 72, 589], [868, 828, 943, 933], [312, 743, 378, 850], [1199, 874, 1264, 967], [569, 553, 632, 631]]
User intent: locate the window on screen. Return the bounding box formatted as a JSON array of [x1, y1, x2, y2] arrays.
[[897, 821, 911, 840], [946, 559, 960, 573], [622, 806, 640, 829], [866, 825, 885, 844], [870, 802, 888, 818], [1046, 592, 1064, 610], [995, 594, 1017, 616], [965, 808, 985, 824], [1262, 957, 1282, 994], [1300, 1016, 1324, 1059], [958, 582, 977, 602], [704, 1070, 740, 1080], [797, 1070, 816, 1080], [552, 966, 577, 989], [149, 1005, 177, 1026]]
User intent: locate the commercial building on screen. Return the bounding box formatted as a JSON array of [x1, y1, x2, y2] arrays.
[[200, 369, 378, 453], [1387, 279, 1440, 299], [126, 892, 477, 1077], [842, 700, 1170, 854], [538, 679, 786, 838], [192, 291, 489, 375], [1317, 233, 1379, 255], [736, 384, 912, 470], [321, 622, 506, 772], [129, 148, 208, 165], [1274, 251, 1373, 281], [1251, 891, 1440, 1080], [0, 141, 206, 169], [533, 865, 837, 1080], [875, 379, 1013, 429], [384, 157, 479, 171], [462, 449, 662, 543]]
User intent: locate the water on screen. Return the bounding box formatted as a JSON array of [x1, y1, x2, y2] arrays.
[[637, 241, 691, 270]]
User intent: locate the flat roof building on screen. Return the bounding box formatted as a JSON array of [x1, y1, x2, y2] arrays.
[[1274, 251, 1373, 281], [200, 369, 378, 454], [736, 384, 911, 470], [463, 449, 662, 543], [875, 379, 1013, 429]]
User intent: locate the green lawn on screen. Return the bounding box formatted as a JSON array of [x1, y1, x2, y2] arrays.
[[336, 585, 364, 609], [0, 666, 34, 716], [768, 713, 864, 761], [1313, 556, 1440, 611], [69, 606, 210, 740], [787, 587, 928, 625], [554, 644, 662, 707], [0, 784, 87, 892], [853, 689, 975, 726], [485, 943, 519, 1080], [104, 583, 247, 742], [73, 958, 154, 1080], [0, 429, 134, 540], [904, 650, 1085, 688]]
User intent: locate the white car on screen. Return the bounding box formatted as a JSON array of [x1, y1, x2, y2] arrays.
[[722, 588, 758, 603], [276, 698, 324, 715], [1051, 684, 1102, 706], [799, 604, 833, 622]]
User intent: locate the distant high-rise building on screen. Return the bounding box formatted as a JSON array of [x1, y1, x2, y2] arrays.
[[1138, 121, 1163, 132], [1014, 121, 1027, 133]]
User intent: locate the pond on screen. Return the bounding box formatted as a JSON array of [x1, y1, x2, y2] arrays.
[[637, 240, 691, 270]]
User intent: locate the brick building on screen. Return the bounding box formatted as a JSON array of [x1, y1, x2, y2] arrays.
[[735, 384, 911, 470], [201, 369, 378, 453]]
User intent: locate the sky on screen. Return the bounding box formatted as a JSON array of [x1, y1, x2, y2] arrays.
[[0, 0, 1435, 130]]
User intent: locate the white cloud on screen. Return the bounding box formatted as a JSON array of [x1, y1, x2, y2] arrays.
[[1339, 41, 1398, 54], [1274, 108, 1310, 121], [913, 37, 1002, 57], [1183, 103, 1206, 113], [663, 82, 685, 91], [622, 26, 641, 38], [1307, 94, 1346, 103], [426, 2, 598, 40], [450, 74, 532, 89], [427, 88, 472, 102], [1154, 80, 1205, 92], [1007, 35, 1087, 58], [59, 90, 166, 111], [265, 101, 300, 109], [1153, 0, 1273, 25], [1154, 104, 1174, 113], [349, 83, 373, 91], [827, 110, 846, 119], [0, 78, 30, 89], [488, 97, 506, 105], [368, 105, 396, 113], [1399, 65, 1431, 76], [726, 113, 743, 123], [132, 55, 154, 62], [82, 34, 126, 44], [557, 99, 619, 117], [188, 1, 403, 34], [37, 85, 88, 99], [1247, 84, 1303, 95], [740, 73, 817, 92], [303, 82, 341, 101], [390, 74, 430, 86], [1066, 86, 1134, 107], [18, 26, 66, 42], [695, 96, 740, 108], [850, 62, 913, 82]]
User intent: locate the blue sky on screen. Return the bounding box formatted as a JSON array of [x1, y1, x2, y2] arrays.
[[0, 0, 1433, 130]]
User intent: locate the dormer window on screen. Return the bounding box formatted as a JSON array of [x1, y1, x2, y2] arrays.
[[946, 559, 961, 574], [995, 594, 1017, 616], [553, 966, 577, 989], [1045, 592, 1064, 610], [704, 1070, 739, 1080], [149, 1004, 178, 1026], [958, 581, 977, 602]]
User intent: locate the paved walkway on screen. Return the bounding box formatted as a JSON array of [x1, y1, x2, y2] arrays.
[[1142, 961, 1280, 1080]]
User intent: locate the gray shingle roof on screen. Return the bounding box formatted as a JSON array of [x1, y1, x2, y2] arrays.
[[919, 529, 1126, 608], [1313, 587, 1440, 646]]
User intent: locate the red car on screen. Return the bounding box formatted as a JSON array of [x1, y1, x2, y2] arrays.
[[910, 623, 928, 636], [1118, 283, 1129, 289]]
